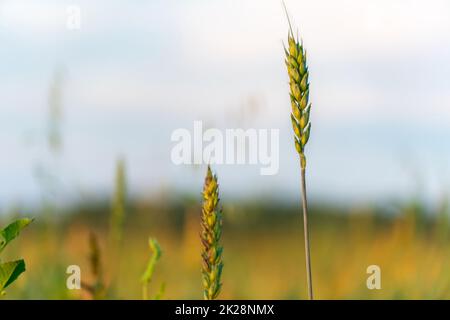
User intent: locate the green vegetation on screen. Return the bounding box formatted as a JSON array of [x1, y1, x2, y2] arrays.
[[141, 238, 163, 300], [0, 218, 33, 295]]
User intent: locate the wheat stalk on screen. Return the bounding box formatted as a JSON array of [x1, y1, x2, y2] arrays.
[[201, 165, 223, 300], [81, 232, 106, 299], [107, 158, 127, 295], [110, 158, 126, 246], [283, 3, 314, 300], [141, 238, 162, 300]]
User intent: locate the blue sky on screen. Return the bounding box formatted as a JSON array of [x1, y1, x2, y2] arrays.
[[1, 0, 450, 210]]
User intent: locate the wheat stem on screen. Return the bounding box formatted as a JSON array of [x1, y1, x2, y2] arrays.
[[110, 158, 126, 247], [301, 166, 313, 299]]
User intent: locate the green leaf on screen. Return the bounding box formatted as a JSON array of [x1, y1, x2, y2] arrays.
[[0, 260, 26, 291], [0, 218, 33, 253]]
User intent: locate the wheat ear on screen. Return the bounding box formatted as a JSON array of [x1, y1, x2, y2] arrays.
[[283, 6, 314, 300], [201, 165, 223, 300]]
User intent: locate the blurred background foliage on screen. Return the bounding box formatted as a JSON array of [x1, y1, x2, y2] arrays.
[[1, 193, 450, 299]]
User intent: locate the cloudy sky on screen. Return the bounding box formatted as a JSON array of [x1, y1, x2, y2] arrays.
[[1, 0, 450, 209]]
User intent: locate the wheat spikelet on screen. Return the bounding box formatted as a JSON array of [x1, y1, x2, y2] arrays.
[[283, 3, 314, 300], [201, 165, 223, 300]]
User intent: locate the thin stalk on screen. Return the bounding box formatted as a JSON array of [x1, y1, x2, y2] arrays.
[[141, 238, 162, 300], [300, 166, 313, 300], [283, 4, 315, 298], [142, 284, 149, 301]]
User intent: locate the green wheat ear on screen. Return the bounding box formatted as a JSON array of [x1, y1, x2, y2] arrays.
[[284, 26, 311, 169], [283, 2, 314, 300], [201, 165, 223, 300]]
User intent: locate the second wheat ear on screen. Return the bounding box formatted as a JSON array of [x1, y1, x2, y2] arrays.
[[284, 14, 314, 300], [201, 165, 224, 300]]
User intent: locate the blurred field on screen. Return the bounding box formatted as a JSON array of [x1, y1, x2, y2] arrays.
[[1, 196, 449, 300]]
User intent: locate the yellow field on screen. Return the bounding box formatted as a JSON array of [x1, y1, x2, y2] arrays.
[[2, 200, 449, 300]]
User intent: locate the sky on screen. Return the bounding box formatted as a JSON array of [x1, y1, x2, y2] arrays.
[[1, 0, 450, 210]]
